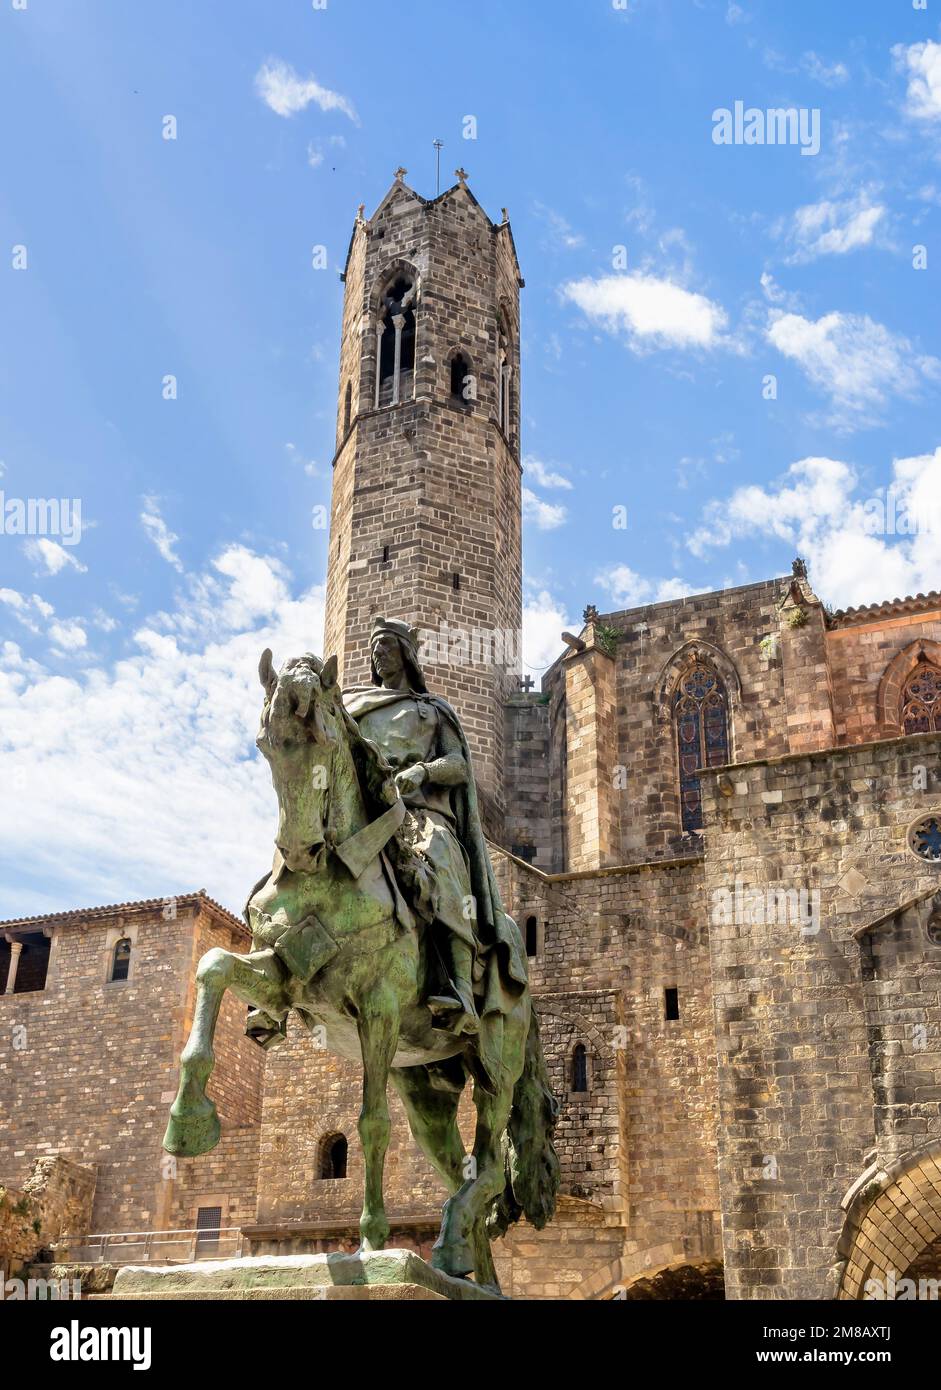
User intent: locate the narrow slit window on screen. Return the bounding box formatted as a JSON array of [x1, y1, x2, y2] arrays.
[[572, 1043, 588, 1093], [525, 916, 538, 958], [664, 987, 679, 1021]]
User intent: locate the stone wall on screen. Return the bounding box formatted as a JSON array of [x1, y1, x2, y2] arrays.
[[699, 731, 941, 1299], [825, 608, 941, 744], [0, 896, 262, 1239], [0, 1155, 96, 1280]]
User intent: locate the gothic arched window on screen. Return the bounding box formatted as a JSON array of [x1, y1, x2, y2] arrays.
[[450, 351, 474, 404], [497, 310, 513, 436], [901, 659, 941, 734], [673, 661, 731, 833], [319, 1133, 348, 1180], [110, 937, 131, 983], [377, 275, 416, 407]]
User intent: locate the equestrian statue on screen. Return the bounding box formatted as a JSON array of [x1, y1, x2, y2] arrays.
[[163, 617, 559, 1292]]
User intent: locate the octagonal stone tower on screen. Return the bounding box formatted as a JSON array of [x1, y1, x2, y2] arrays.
[[323, 170, 524, 827]]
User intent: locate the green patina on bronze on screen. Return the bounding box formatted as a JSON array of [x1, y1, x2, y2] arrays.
[[163, 620, 560, 1292]]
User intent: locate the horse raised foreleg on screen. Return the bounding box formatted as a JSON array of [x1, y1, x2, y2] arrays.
[[356, 997, 400, 1252], [163, 947, 286, 1158]]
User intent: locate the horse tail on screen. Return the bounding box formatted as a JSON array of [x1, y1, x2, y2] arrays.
[[489, 1004, 560, 1238]]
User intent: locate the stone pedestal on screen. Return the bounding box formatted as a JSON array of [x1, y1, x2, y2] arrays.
[[106, 1249, 502, 1301]]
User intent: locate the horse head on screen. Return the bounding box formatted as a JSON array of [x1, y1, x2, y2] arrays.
[[256, 648, 341, 873]]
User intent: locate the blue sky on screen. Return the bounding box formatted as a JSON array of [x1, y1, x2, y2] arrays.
[[1, 0, 940, 915]]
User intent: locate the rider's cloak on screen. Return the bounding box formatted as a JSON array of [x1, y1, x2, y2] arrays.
[[344, 685, 529, 1093]]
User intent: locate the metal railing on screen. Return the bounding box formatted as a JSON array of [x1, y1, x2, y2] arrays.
[[52, 1227, 245, 1266]]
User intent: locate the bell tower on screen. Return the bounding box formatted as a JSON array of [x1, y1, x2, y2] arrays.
[[324, 169, 524, 825]]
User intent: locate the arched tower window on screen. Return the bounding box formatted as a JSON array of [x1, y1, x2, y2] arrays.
[[343, 381, 353, 435], [110, 937, 131, 983], [525, 915, 538, 958], [673, 661, 731, 834], [377, 275, 416, 408], [571, 1043, 588, 1094], [450, 350, 474, 404], [901, 658, 941, 734], [318, 1133, 348, 1180], [497, 309, 513, 437]]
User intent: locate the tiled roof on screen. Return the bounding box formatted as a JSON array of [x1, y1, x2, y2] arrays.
[[828, 590, 941, 629], [0, 889, 245, 934]]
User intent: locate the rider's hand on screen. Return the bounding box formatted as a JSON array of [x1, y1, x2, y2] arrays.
[[394, 763, 427, 795]]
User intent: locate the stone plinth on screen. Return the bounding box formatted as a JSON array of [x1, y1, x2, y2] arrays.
[[107, 1249, 503, 1301]]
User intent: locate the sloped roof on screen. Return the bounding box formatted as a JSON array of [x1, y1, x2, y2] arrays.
[[828, 590, 941, 629], [0, 889, 246, 935]]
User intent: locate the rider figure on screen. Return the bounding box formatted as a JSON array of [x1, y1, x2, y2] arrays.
[[344, 618, 481, 1037]]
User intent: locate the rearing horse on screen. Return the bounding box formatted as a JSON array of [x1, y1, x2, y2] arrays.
[[163, 650, 559, 1289]]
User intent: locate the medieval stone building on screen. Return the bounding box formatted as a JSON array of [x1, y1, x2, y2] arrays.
[[2, 175, 941, 1300]]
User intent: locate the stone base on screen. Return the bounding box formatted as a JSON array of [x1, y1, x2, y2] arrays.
[[105, 1249, 503, 1301]]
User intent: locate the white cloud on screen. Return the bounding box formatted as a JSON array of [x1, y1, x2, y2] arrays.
[[255, 59, 358, 123], [24, 537, 87, 575], [563, 273, 728, 351], [140, 496, 184, 571], [766, 310, 940, 429], [522, 487, 567, 530], [594, 565, 693, 609], [522, 588, 571, 673], [893, 39, 941, 121], [0, 544, 326, 917], [686, 447, 941, 610], [524, 457, 573, 490], [1, 589, 55, 634], [48, 620, 87, 652], [786, 197, 885, 261]]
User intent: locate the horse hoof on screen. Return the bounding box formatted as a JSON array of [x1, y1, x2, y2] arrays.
[[162, 1098, 221, 1157], [430, 1236, 474, 1280]]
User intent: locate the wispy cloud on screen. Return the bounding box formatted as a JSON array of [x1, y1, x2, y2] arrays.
[[24, 537, 87, 575], [522, 487, 567, 530], [783, 195, 886, 262], [255, 59, 359, 123], [766, 309, 940, 430], [533, 202, 584, 251], [140, 496, 184, 571], [524, 457, 573, 490]]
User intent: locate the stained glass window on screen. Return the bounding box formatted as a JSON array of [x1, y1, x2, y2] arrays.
[[901, 661, 941, 734], [674, 661, 731, 833]]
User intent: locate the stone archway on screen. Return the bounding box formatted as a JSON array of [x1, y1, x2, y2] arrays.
[[837, 1144, 941, 1298], [577, 1255, 724, 1301]]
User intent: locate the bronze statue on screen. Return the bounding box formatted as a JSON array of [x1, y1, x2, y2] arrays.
[[163, 625, 559, 1292]]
